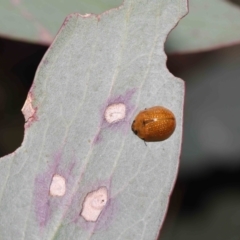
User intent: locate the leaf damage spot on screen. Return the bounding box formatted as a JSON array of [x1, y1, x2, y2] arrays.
[[104, 103, 126, 123], [80, 187, 108, 222], [34, 150, 75, 228], [21, 93, 37, 128], [49, 174, 66, 197], [93, 88, 137, 144]]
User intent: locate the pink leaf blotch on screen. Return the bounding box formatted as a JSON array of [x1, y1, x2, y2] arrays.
[[49, 174, 66, 197], [93, 88, 137, 144], [104, 103, 126, 124], [80, 187, 108, 222], [34, 150, 75, 228]]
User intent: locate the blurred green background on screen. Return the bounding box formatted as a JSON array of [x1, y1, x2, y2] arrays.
[[1, 1, 240, 239]]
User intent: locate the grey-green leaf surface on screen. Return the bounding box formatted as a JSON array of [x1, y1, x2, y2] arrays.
[[166, 0, 240, 53], [0, 0, 123, 44], [2, 0, 240, 53], [0, 1, 186, 239]]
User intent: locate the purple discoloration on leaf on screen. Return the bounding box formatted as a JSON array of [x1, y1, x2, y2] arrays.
[[93, 88, 137, 144], [42, 59, 48, 65], [34, 173, 51, 228], [34, 148, 116, 232], [34, 151, 75, 228]]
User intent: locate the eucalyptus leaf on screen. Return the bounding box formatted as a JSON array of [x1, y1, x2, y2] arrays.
[[166, 0, 240, 53], [2, 0, 240, 53], [0, 0, 122, 44], [0, 0, 186, 239]]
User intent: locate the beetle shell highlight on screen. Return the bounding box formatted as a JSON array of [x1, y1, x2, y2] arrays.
[[131, 106, 176, 142]]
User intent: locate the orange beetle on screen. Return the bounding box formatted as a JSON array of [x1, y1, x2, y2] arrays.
[[131, 106, 176, 142]]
